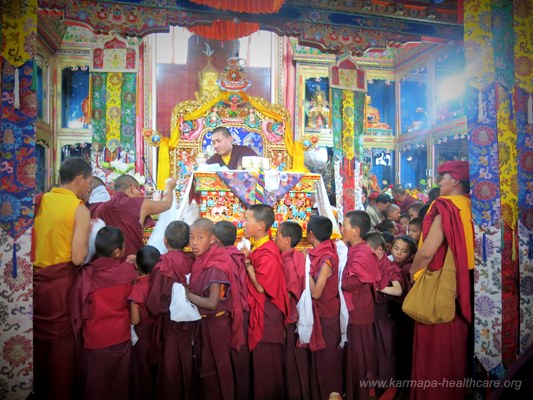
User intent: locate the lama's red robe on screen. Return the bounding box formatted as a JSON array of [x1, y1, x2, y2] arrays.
[[247, 240, 289, 400], [281, 249, 311, 400], [342, 241, 381, 400], [146, 250, 195, 400], [74, 257, 137, 400], [308, 239, 343, 400]]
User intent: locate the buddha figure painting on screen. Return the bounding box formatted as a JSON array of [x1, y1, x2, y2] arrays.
[[365, 95, 390, 129], [306, 88, 330, 129]]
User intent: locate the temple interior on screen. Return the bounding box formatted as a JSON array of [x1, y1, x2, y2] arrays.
[[1, 0, 532, 398]]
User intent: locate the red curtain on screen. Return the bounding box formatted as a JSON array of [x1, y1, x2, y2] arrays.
[[190, 0, 285, 14], [188, 20, 260, 41]]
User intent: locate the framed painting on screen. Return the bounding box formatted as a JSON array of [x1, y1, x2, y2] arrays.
[[295, 64, 331, 139]]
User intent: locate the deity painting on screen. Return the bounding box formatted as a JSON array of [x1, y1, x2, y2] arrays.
[[61, 67, 91, 129], [304, 77, 330, 130], [365, 79, 395, 134]]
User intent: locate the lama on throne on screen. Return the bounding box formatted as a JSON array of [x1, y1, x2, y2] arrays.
[[143, 56, 339, 246]]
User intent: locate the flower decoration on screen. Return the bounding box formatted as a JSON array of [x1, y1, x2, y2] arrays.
[[100, 160, 146, 186]]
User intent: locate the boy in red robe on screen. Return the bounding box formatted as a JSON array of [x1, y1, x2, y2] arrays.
[[214, 220, 251, 400], [73, 226, 138, 400], [146, 221, 194, 400], [341, 211, 381, 400], [365, 232, 403, 398], [129, 245, 161, 400], [186, 218, 244, 400], [275, 221, 310, 400], [242, 204, 290, 400], [306, 215, 343, 400]]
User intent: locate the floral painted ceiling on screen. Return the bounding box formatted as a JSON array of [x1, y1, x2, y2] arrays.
[[38, 0, 463, 55]]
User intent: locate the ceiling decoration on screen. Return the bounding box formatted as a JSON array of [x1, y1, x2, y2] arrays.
[[37, 0, 463, 55], [190, 0, 285, 14]]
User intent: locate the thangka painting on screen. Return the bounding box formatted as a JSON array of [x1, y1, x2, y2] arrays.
[[304, 76, 330, 130]]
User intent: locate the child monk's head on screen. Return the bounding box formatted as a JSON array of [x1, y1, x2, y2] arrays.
[[391, 235, 417, 264], [244, 204, 274, 241], [275, 221, 303, 252], [164, 221, 190, 251], [342, 210, 371, 246], [306, 215, 332, 247], [95, 226, 125, 259], [189, 218, 216, 257], [364, 231, 386, 260], [136, 245, 161, 275], [407, 217, 422, 242], [214, 220, 237, 247]]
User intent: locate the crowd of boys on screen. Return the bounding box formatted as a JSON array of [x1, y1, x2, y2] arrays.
[[33, 157, 470, 400]]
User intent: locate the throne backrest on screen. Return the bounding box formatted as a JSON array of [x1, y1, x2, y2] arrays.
[[169, 92, 293, 181]]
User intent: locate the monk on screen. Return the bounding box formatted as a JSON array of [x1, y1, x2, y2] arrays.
[[94, 174, 177, 259], [410, 160, 474, 400], [129, 245, 161, 400], [364, 232, 403, 397], [392, 184, 419, 215], [242, 204, 290, 400], [33, 157, 92, 400], [305, 216, 343, 400], [206, 126, 258, 170], [341, 211, 381, 400], [214, 221, 251, 400], [186, 218, 244, 400], [275, 221, 310, 400], [146, 221, 195, 400], [73, 226, 138, 400], [86, 176, 110, 216]]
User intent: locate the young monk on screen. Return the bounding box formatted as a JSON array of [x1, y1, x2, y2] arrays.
[[213, 220, 250, 400], [74, 226, 138, 400], [341, 211, 381, 400], [146, 221, 194, 400], [306, 215, 343, 400], [242, 204, 290, 400], [186, 218, 243, 400], [275, 221, 310, 400], [364, 232, 402, 398], [407, 217, 422, 243], [129, 245, 161, 400]]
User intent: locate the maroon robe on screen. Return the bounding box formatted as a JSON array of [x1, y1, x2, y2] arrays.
[[247, 240, 289, 400], [223, 245, 251, 400], [34, 262, 77, 400], [398, 194, 419, 214], [342, 242, 381, 400], [375, 257, 402, 383], [411, 197, 473, 400], [75, 257, 137, 400], [206, 144, 258, 170], [190, 244, 244, 400], [146, 250, 195, 400], [93, 192, 155, 258], [308, 239, 343, 400], [128, 275, 157, 400], [281, 249, 310, 400]]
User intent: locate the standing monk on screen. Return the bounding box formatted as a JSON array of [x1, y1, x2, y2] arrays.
[[94, 174, 177, 259], [206, 126, 258, 170], [33, 157, 92, 400], [410, 160, 474, 400]]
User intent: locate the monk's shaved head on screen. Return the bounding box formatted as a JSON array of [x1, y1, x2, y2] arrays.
[[90, 176, 106, 191], [114, 174, 140, 192], [191, 217, 214, 233]]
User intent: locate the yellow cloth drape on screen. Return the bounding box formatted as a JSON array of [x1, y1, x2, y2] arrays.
[[106, 73, 122, 152], [1, 0, 37, 67], [157, 137, 170, 190], [464, 0, 494, 90]]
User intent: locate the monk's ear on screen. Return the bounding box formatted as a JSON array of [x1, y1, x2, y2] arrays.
[[209, 234, 216, 245]]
